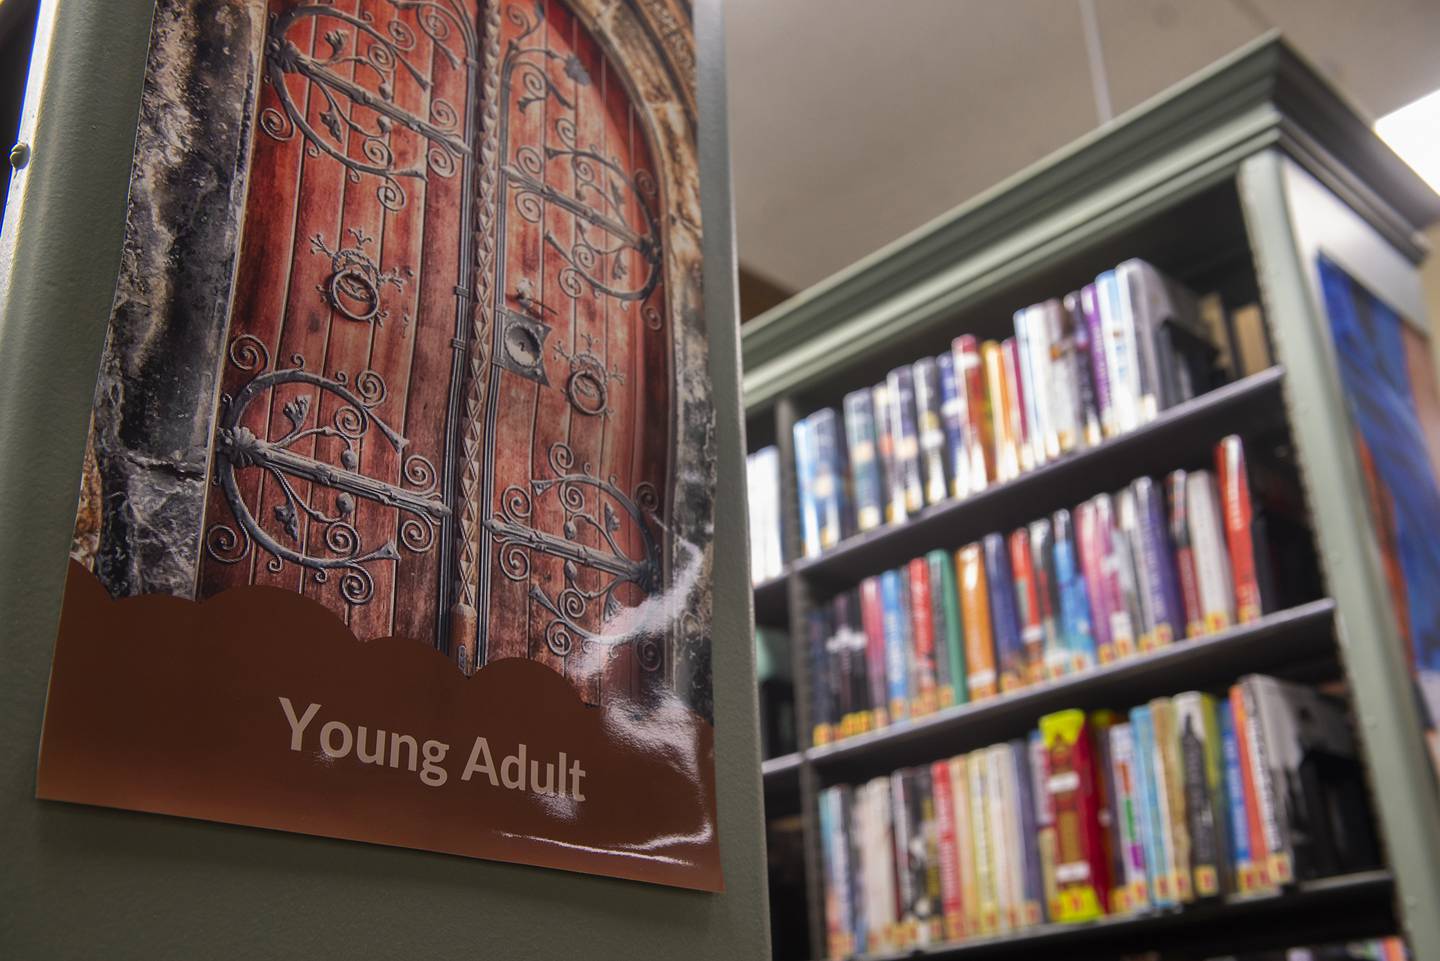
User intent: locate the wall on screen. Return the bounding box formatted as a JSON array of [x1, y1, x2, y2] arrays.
[[0, 1, 770, 958]]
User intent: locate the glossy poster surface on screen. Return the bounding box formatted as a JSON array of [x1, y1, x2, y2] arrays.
[[39, 0, 720, 890], [1316, 254, 1440, 787]]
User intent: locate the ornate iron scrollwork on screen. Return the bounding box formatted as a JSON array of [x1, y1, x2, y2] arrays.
[[552, 332, 623, 417], [207, 335, 450, 605], [261, 0, 478, 211], [499, 2, 663, 304], [312, 228, 411, 326], [485, 442, 662, 667]]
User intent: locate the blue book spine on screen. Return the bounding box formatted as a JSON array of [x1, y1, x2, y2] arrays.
[[887, 366, 926, 517], [1052, 508, 1099, 672], [793, 416, 820, 557], [936, 352, 970, 500], [1130, 705, 1174, 908], [1012, 738, 1046, 924], [1133, 476, 1185, 648], [881, 569, 911, 722], [1220, 700, 1252, 890], [983, 533, 1025, 692], [810, 408, 848, 551], [843, 389, 885, 532]]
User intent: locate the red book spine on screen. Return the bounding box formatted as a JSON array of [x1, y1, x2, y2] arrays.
[[1042, 711, 1112, 921], [1076, 500, 1115, 664], [908, 558, 939, 715], [1009, 528, 1045, 685], [932, 759, 965, 942], [1216, 436, 1262, 623], [860, 577, 891, 728], [1166, 470, 1206, 639]]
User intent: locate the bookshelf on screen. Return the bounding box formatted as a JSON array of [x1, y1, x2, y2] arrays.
[[745, 34, 1440, 961]]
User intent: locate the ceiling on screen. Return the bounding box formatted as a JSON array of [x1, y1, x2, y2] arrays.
[[725, 0, 1440, 300]]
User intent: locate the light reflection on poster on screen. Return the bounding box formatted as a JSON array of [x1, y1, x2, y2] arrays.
[[1317, 253, 1440, 782]]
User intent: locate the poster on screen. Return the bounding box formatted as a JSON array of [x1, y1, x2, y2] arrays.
[[38, 0, 720, 891], [1316, 254, 1440, 786]]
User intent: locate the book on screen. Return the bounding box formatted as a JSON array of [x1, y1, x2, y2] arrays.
[[949, 755, 981, 939], [1040, 298, 1083, 456], [1174, 691, 1226, 897], [914, 767, 942, 944], [1053, 508, 1099, 673], [843, 390, 886, 533], [1039, 709, 1112, 922], [1132, 475, 1185, 648], [983, 340, 1020, 482], [1002, 337, 1034, 473], [1129, 704, 1174, 908], [807, 606, 835, 747], [1011, 738, 1046, 927], [985, 745, 1018, 932], [1063, 290, 1104, 448], [1232, 304, 1273, 376], [968, 749, 998, 936], [1075, 499, 1116, 664], [931, 759, 965, 942], [746, 447, 783, 583], [1116, 488, 1159, 653], [1095, 493, 1142, 661], [1150, 696, 1194, 903], [1107, 722, 1152, 914], [1220, 699, 1257, 894], [1231, 681, 1276, 892], [1014, 305, 1054, 466], [820, 786, 855, 960], [1217, 435, 1263, 623], [845, 783, 869, 955], [952, 335, 993, 492], [833, 591, 870, 738], [881, 569, 912, 725], [914, 357, 950, 507], [793, 416, 821, 558], [985, 533, 1027, 694], [873, 382, 903, 526], [890, 771, 918, 947], [1166, 469, 1206, 639], [887, 366, 926, 520], [1029, 518, 1068, 680], [1187, 468, 1237, 632], [907, 557, 940, 716], [862, 777, 900, 953], [927, 549, 967, 707], [1077, 283, 1116, 438], [1117, 258, 1209, 417], [810, 408, 848, 551], [956, 544, 998, 701], [1097, 268, 1141, 433], [1028, 731, 1061, 921], [859, 577, 891, 730], [936, 352, 972, 500], [1009, 527, 1046, 686]]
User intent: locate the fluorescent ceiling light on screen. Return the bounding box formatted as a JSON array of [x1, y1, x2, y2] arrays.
[[1376, 89, 1440, 196]]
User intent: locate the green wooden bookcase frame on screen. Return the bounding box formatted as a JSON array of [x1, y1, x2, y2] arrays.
[[745, 33, 1440, 961]]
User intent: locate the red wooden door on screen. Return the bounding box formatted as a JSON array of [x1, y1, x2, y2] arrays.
[[199, 0, 673, 708]]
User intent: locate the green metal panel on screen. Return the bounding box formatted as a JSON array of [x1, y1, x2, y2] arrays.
[[0, 1, 770, 959], [1239, 149, 1440, 960]]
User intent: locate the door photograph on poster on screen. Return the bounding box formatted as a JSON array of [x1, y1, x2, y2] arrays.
[[39, 0, 720, 891]]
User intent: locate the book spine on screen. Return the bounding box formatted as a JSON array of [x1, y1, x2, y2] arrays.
[[1095, 494, 1141, 660], [1129, 704, 1173, 908], [807, 608, 834, 747], [1064, 290, 1103, 448], [957, 544, 998, 700], [823, 787, 855, 959], [1150, 697, 1193, 903], [1080, 283, 1115, 438], [872, 383, 903, 526], [985, 533, 1027, 693], [914, 357, 950, 507], [937, 352, 971, 500], [1029, 731, 1060, 921], [1012, 739, 1046, 927], [1109, 723, 1152, 914], [950, 755, 979, 940], [1166, 470, 1206, 639], [1116, 489, 1158, 653], [1002, 337, 1034, 473], [890, 771, 917, 947], [1175, 692, 1223, 898], [810, 408, 847, 551], [1231, 682, 1274, 892], [1075, 500, 1114, 665], [1097, 270, 1140, 433], [1219, 699, 1254, 894], [1042, 298, 1081, 456], [1009, 527, 1046, 686], [881, 570, 911, 724], [860, 577, 891, 729], [1040, 709, 1107, 922], [844, 592, 873, 737], [870, 778, 900, 952], [968, 750, 998, 936], [1187, 469, 1236, 632], [953, 335, 993, 492], [907, 557, 939, 717], [793, 416, 820, 557], [1014, 306, 1052, 467], [1133, 475, 1185, 648], [844, 390, 885, 533], [844, 785, 868, 953], [982, 340, 1019, 482], [1216, 435, 1263, 623], [1029, 518, 1067, 680], [825, 600, 852, 738], [985, 746, 1017, 932], [928, 550, 965, 707], [887, 366, 926, 518], [1118, 260, 1162, 424], [1053, 508, 1099, 673], [919, 768, 944, 944], [932, 760, 964, 942]]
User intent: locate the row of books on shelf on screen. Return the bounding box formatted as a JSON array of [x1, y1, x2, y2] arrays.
[[1186, 941, 1408, 961], [817, 677, 1379, 960], [808, 433, 1312, 746], [743, 259, 1277, 576]]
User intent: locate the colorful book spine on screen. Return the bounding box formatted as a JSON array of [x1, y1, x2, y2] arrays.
[[915, 767, 942, 945], [1028, 731, 1060, 921], [809, 408, 848, 551], [880, 569, 911, 725], [932, 759, 964, 942], [1108, 723, 1152, 914], [1129, 704, 1174, 908], [1219, 699, 1255, 894], [1150, 697, 1193, 903], [1009, 527, 1046, 686], [1053, 508, 1099, 673], [956, 544, 998, 700], [1063, 290, 1103, 448], [860, 577, 891, 730], [982, 340, 1020, 482], [1002, 337, 1034, 473], [949, 754, 980, 939], [1116, 488, 1158, 653], [1012, 738, 1046, 927], [1041, 298, 1081, 456], [1095, 494, 1141, 661], [1230, 682, 1274, 892], [872, 383, 903, 526], [952, 335, 992, 492], [887, 366, 926, 519], [937, 352, 972, 500], [793, 416, 820, 557], [1074, 500, 1115, 665], [968, 750, 998, 936], [1187, 469, 1236, 632], [1097, 269, 1140, 434], [843, 389, 886, 533], [907, 557, 939, 716], [1028, 518, 1067, 680], [1014, 305, 1053, 467], [1216, 435, 1263, 622], [1166, 470, 1206, 639], [1040, 709, 1111, 922], [1133, 476, 1185, 648], [914, 357, 950, 507], [890, 771, 917, 947], [985, 533, 1027, 694], [1078, 284, 1115, 438], [927, 549, 966, 707], [1174, 692, 1226, 897], [820, 787, 855, 959]]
